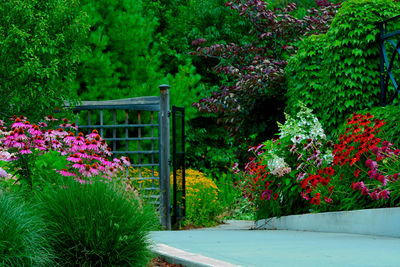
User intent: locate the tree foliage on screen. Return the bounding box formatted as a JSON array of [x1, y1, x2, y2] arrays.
[[75, 0, 161, 100], [0, 0, 89, 120], [192, 0, 338, 142]]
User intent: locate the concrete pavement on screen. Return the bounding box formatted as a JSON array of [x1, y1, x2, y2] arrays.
[[150, 220, 400, 267]]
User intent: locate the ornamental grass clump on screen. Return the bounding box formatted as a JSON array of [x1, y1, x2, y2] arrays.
[[36, 178, 158, 266], [0, 191, 55, 266]]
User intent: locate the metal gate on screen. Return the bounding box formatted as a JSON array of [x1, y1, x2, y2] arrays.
[[66, 85, 172, 229], [171, 106, 186, 226], [378, 15, 400, 106]]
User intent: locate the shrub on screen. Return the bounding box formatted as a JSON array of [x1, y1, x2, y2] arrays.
[[126, 167, 221, 227], [0, 192, 55, 266], [0, 0, 89, 120], [235, 104, 333, 218], [36, 178, 158, 266], [192, 0, 338, 141], [177, 169, 221, 227], [286, 0, 400, 136], [238, 109, 400, 219], [329, 113, 400, 211]]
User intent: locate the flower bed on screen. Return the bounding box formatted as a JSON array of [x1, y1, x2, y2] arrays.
[[235, 104, 400, 219]]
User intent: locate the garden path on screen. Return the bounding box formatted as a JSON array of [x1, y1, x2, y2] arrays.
[[150, 220, 400, 267]]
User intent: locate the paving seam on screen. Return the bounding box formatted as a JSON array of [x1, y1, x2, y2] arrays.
[[151, 243, 242, 267]]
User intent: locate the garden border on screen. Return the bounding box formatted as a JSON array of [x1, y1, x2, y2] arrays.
[[255, 207, 400, 238]]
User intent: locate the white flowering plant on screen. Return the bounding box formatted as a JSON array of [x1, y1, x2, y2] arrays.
[[236, 103, 334, 218]]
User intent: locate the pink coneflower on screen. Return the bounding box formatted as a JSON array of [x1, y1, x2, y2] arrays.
[[51, 140, 62, 150], [69, 122, 78, 130], [87, 129, 100, 139], [28, 124, 42, 136], [54, 128, 68, 138], [121, 156, 131, 166], [100, 158, 112, 166], [63, 132, 76, 145], [45, 115, 58, 121], [0, 120, 4, 126], [67, 153, 81, 163], [89, 153, 101, 161], [38, 122, 47, 128], [77, 150, 91, 159], [13, 141, 25, 149], [105, 147, 112, 156], [90, 163, 100, 176], [79, 164, 95, 177], [59, 123, 70, 128], [87, 140, 99, 151], [11, 118, 26, 129], [72, 160, 85, 170], [56, 169, 76, 177], [20, 146, 32, 154], [73, 136, 85, 146]]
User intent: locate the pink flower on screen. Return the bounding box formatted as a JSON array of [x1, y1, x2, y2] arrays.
[[51, 140, 62, 150], [63, 132, 76, 146], [73, 136, 85, 146], [79, 164, 99, 177], [121, 156, 131, 166], [38, 122, 47, 128], [20, 147, 32, 154], [370, 190, 380, 200], [0, 151, 13, 161], [28, 124, 42, 136], [13, 141, 25, 149], [56, 169, 76, 177], [87, 141, 99, 151], [0, 167, 8, 178], [379, 190, 390, 200], [72, 160, 85, 170], [11, 118, 28, 129], [44, 115, 58, 121], [87, 130, 100, 140], [67, 154, 81, 163]]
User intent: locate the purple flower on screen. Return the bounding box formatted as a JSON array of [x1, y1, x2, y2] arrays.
[[0, 167, 8, 178]]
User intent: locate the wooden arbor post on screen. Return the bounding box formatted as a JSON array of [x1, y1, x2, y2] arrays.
[[159, 84, 171, 230]]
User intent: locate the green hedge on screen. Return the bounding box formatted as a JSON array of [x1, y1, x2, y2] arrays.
[[286, 0, 400, 136]]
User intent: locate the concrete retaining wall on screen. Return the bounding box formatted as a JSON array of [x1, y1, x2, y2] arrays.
[[255, 207, 400, 238]]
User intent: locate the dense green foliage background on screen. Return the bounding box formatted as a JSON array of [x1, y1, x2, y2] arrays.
[[0, 0, 88, 120]]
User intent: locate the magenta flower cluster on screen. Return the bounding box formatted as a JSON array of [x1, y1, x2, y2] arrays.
[[350, 140, 400, 201], [0, 115, 130, 184]]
